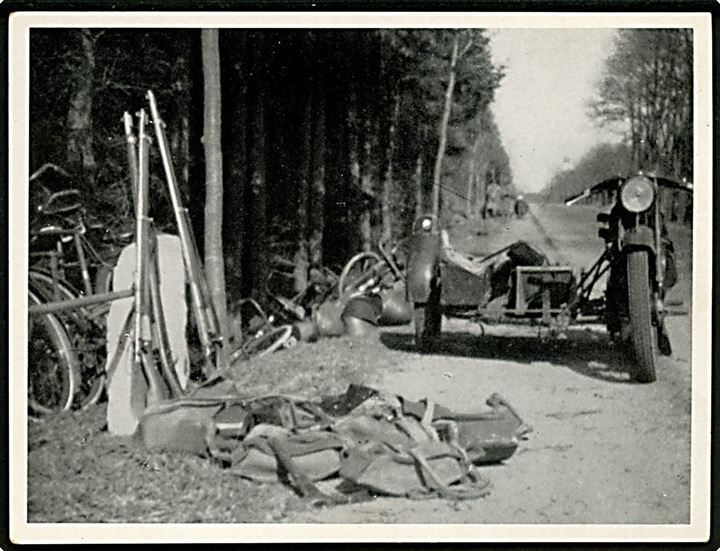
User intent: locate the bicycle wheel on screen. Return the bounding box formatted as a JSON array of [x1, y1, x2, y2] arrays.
[[29, 272, 107, 408], [28, 290, 81, 415], [338, 252, 384, 297], [242, 325, 294, 359]]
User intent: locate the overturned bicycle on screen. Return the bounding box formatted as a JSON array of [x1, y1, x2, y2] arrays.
[[406, 173, 692, 383]]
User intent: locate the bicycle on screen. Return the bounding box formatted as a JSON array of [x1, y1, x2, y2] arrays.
[[27, 165, 129, 415], [27, 288, 80, 415], [337, 238, 408, 299], [29, 270, 108, 409], [227, 298, 297, 365]]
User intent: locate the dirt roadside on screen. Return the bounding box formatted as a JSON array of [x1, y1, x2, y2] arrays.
[[285, 204, 693, 524]]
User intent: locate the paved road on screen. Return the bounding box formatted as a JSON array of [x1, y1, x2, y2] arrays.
[[287, 203, 693, 525]]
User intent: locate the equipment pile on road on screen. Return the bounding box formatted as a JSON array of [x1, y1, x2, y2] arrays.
[[137, 380, 531, 504]]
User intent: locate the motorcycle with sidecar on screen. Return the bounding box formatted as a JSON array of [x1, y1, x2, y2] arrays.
[[405, 173, 691, 383]]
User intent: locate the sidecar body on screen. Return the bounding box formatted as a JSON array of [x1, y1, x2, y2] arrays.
[[406, 215, 577, 332]]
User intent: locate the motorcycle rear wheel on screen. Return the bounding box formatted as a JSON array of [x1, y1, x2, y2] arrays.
[[626, 250, 658, 383]]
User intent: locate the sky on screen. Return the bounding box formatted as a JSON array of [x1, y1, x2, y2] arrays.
[[488, 29, 619, 193]]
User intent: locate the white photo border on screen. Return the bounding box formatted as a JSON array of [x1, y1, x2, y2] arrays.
[[9, 10, 713, 543]]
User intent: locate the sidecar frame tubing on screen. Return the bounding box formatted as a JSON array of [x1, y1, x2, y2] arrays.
[[442, 250, 612, 327]]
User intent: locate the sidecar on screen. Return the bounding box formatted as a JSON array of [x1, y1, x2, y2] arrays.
[[406, 215, 577, 351]]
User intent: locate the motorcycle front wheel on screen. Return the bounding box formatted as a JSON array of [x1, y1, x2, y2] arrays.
[[413, 283, 442, 353], [626, 250, 658, 383]]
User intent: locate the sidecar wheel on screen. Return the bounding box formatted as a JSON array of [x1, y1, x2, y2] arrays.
[[626, 250, 658, 383]]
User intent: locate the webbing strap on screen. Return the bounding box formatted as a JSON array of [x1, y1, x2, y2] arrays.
[[421, 399, 436, 429], [406, 446, 491, 501]]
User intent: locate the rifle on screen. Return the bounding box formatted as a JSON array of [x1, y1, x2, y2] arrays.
[[133, 109, 170, 405], [123, 112, 139, 205], [147, 230, 184, 397], [146, 90, 224, 377]]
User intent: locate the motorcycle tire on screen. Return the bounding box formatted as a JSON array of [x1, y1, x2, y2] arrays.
[[413, 284, 442, 353], [626, 250, 658, 383], [28, 290, 81, 415]]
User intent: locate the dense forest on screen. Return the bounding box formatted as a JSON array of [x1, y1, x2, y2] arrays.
[[542, 28, 693, 221], [30, 28, 513, 304]]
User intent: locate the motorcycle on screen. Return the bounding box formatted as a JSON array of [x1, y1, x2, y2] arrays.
[[405, 172, 691, 383], [565, 173, 690, 382]]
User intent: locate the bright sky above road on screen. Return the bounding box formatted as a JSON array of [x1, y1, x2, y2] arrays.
[[488, 28, 620, 193]]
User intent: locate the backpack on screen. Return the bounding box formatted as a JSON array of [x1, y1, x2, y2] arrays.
[[136, 383, 530, 503]]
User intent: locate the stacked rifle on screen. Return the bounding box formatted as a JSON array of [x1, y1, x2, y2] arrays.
[[116, 91, 226, 403]]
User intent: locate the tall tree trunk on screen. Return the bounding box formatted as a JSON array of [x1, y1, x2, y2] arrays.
[[358, 33, 374, 252], [465, 134, 481, 220], [173, 50, 192, 199], [414, 152, 424, 219], [309, 60, 326, 268], [473, 160, 488, 219], [201, 28, 228, 345], [223, 31, 248, 302], [359, 132, 374, 252], [294, 37, 314, 294], [66, 28, 96, 188], [431, 34, 460, 219], [347, 83, 362, 252], [381, 91, 400, 244], [247, 33, 268, 299]]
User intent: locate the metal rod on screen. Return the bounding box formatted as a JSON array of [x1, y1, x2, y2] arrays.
[[73, 233, 94, 296], [49, 251, 62, 303], [28, 288, 134, 315]]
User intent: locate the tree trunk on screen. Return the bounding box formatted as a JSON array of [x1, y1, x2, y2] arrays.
[[223, 31, 248, 302], [309, 61, 326, 269], [248, 33, 268, 298], [200, 29, 228, 345], [466, 134, 481, 220], [431, 34, 460, 219], [359, 135, 374, 253], [358, 33, 374, 252], [381, 91, 400, 244], [66, 28, 97, 188], [170, 51, 191, 199], [347, 84, 362, 252], [414, 153, 424, 219], [294, 37, 314, 294], [473, 160, 488, 219]]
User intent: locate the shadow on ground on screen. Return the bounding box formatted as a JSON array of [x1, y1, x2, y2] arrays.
[[380, 328, 638, 384]]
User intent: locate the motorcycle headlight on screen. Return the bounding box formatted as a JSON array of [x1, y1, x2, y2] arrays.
[[421, 217, 433, 231], [620, 176, 655, 213]]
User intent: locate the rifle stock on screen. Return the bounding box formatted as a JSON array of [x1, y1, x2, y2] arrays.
[[148, 230, 184, 397]]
